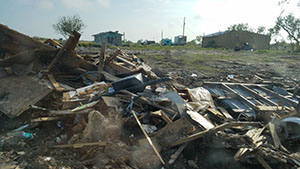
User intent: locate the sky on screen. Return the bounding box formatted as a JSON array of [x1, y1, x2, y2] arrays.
[[0, 0, 300, 42]]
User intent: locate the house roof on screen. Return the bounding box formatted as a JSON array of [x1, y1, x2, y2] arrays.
[[203, 30, 270, 38], [92, 31, 123, 36], [203, 31, 229, 38]]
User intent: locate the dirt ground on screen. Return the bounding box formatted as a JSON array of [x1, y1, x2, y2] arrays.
[[123, 48, 300, 87], [0, 47, 299, 169]]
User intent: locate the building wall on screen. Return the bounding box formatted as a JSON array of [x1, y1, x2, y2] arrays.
[[174, 36, 187, 45], [202, 31, 270, 50], [94, 33, 122, 46]]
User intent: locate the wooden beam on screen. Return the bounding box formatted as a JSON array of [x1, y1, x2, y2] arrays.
[[168, 143, 188, 165], [131, 110, 165, 165], [0, 49, 57, 68], [97, 42, 106, 81], [116, 55, 137, 68], [256, 156, 272, 169], [48, 73, 65, 92], [170, 122, 261, 147], [104, 49, 121, 65], [52, 142, 106, 148], [47, 31, 81, 71], [151, 110, 173, 124], [268, 122, 281, 149], [108, 61, 134, 74]]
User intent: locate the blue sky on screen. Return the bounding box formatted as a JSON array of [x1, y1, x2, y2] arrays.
[[0, 0, 299, 42]]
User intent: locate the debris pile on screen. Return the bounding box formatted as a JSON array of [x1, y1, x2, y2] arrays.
[[0, 24, 300, 169]]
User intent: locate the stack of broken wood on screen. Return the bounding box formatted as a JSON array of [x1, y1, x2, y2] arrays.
[[1, 24, 300, 169]]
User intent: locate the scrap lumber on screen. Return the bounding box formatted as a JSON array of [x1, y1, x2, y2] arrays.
[[44, 39, 63, 48], [52, 142, 106, 148], [0, 49, 57, 68], [269, 122, 282, 149], [0, 24, 54, 55], [47, 31, 81, 71], [151, 110, 173, 124], [0, 75, 54, 118], [31, 117, 62, 123], [49, 108, 92, 115], [153, 118, 195, 149], [116, 56, 137, 68], [168, 143, 188, 165], [131, 110, 165, 165], [186, 110, 215, 130], [256, 156, 273, 169], [108, 61, 134, 74], [234, 127, 266, 160], [48, 73, 65, 92], [170, 121, 261, 147], [104, 49, 121, 65], [97, 43, 106, 81]]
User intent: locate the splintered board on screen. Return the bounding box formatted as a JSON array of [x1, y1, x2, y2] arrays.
[[0, 75, 53, 118]]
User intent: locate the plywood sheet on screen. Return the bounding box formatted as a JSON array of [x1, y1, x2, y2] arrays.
[[0, 75, 53, 118]]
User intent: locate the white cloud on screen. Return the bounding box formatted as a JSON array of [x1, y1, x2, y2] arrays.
[[61, 0, 111, 11], [10, 0, 54, 9], [36, 0, 54, 9], [96, 0, 110, 8], [192, 0, 283, 35]]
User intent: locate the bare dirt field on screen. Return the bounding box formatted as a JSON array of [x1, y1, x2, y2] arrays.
[[122, 48, 300, 87]]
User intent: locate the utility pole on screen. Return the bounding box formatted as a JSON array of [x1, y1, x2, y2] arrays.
[[161, 29, 163, 40], [183, 17, 186, 36]]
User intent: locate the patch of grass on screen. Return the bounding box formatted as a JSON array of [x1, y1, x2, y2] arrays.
[[78, 41, 100, 47]]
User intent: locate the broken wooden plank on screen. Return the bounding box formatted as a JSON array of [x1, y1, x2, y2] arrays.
[[47, 31, 81, 71], [0, 49, 57, 68], [49, 108, 92, 115], [48, 73, 65, 92], [151, 110, 173, 124], [0, 75, 53, 118], [234, 127, 266, 160], [170, 121, 261, 147], [31, 117, 62, 123], [97, 42, 106, 81], [269, 122, 281, 149], [53, 142, 106, 148], [257, 156, 272, 169], [108, 61, 134, 74], [44, 39, 62, 48], [116, 55, 137, 68], [131, 110, 165, 165], [168, 143, 188, 165], [104, 49, 121, 65], [186, 110, 215, 130]]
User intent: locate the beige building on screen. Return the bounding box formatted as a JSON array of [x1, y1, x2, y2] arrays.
[[202, 30, 271, 50]]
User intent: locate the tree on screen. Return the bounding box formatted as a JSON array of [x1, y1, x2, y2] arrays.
[[196, 35, 202, 44], [274, 14, 300, 47], [53, 14, 86, 39], [256, 26, 266, 34], [227, 23, 253, 32]]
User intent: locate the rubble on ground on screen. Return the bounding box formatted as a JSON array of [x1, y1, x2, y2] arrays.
[[0, 24, 300, 169]]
